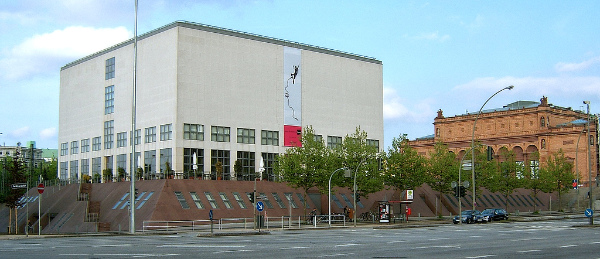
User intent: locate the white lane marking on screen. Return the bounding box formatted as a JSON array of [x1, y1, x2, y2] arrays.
[[387, 240, 406, 244], [318, 253, 355, 257], [280, 246, 310, 250], [560, 244, 578, 248], [517, 249, 541, 253], [334, 243, 360, 247], [466, 255, 497, 258], [413, 245, 461, 249], [158, 244, 245, 248]]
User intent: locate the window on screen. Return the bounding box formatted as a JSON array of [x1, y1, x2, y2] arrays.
[[104, 120, 114, 149], [174, 192, 190, 209], [314, 135, 323, 143], [81, 159, 89, 176], [117, 132, 127, 148], [117, 154, 127, 174], [184, 148, 204, 178], [296, 193, 309, 208], [136, 191, 154, 209], [540, 116, 546, 127], [60, 162, 68, 179], [219, 192, 233, 209], [130, 129, 141, 145], [70, 160, 79, 180], [92, 157, 101, 178], [105, 57, 115, 80], [331, 194, 343, 209], [327, 136, 342, 149], [190, 192, 205, 209], [236, 151, 255, 181], [259, 193, 274, 209], [211, 126, 230, 142], [237, 128, 255, 144], [366, 139, 379, 150], [340, 194, 354, 209], [159, 148, 172, 175], [70, 141, 79, 154], [261, 130, 279, 146], [261, 153, 278, 181], [284, 193, 298, 209], [81, 138, 90, 153], [232, 192, 247, 209], [144, 150, 156, 179], [183, 123, 204, 141], [105, 85, 114, 114], [160, 124, 172, 141], [145, 127, 156, 143], [271, 193, 286, 208], [211, 150, 230, 180], [92, 137, 102, 151], [60, 142, 68, 156], [204, 192, 219, 209]]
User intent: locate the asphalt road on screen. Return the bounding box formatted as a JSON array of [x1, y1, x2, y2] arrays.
[[1, 218, 598, 258]]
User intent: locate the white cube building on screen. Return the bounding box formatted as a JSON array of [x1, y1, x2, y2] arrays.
[[59, 21, 383, 181]]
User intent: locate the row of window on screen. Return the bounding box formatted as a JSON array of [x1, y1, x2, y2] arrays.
[[59, 148, 277, 181], [60, 123, 172, 155]]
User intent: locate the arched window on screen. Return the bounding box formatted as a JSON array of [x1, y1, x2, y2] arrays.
[[540, 117, 545, 127]]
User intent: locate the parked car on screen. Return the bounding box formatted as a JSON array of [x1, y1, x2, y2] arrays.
[[453, 210, 483, 224], [481, 208, 508, 222]]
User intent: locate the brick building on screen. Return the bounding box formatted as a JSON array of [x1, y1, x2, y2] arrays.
[[410, 97, 599, 186]]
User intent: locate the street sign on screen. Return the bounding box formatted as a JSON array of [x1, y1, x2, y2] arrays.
[[585, 208, 593, 218], [256, 201, 264, 212], [406, 190, 414, 200], [11, 183, 27, 189], [37, 183, 45, 194]]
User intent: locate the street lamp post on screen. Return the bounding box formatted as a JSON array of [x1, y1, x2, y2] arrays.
[[353, 158, 367, 227], [584, 101, 593, 225], [471, 85, 514, 210], [329, 167, 349, 228]]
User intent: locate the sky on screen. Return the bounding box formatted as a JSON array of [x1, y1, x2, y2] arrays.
[[1, 0, 600, 150]]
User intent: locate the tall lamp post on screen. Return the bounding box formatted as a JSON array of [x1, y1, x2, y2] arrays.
[[329, 167, 349, 228], [584, 101, 593, 225], [129, 0, 139, 234], [353, 158, 367, 227], [471, 85, 514, 210]]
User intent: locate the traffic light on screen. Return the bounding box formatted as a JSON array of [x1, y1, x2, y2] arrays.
[[454, 186, 460, 197], [249, 193, 255, 203], [135, 188, 139, 199], [459, 186, 466, 197], [487, 146, 494, 161], [355, 193, 361, 202]]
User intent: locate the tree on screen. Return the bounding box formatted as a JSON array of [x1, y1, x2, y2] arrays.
[[102, 168, 113, 182], [336, 127, 383, 198], [383, 134, 428, 196], [425, 142, 459, 216], [540, 149, 574, 211], [523, 152, 552, 212], [275, 126, 333, 215], [164, 161, 173, 179], [483, 149, 525, 212], [3, 147, 26, 234], [117, 167, 126, 181]]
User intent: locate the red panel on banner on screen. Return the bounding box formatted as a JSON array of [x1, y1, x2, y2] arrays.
[[284, 125, 302, 147]]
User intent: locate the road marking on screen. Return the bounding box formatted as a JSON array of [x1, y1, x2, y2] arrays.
[[466, 255, 496, 258], [280, 247, 310, 250], [560, 244, 578, 248], [158, 244, 245, 248], [513, 237, 545, 241], [413, 245, 461, 249], [335, 243, 360, 247], [517, 249, 541, 253], [319, 253, 355, 257], [387, 240, 406, 244]]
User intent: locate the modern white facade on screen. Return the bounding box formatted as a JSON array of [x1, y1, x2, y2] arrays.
[[59, 21, 383, 181]]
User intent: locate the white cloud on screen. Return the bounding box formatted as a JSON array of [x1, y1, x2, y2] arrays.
[[405, 31, 450, 42], [383, 87, 434, 123], [39, 128, 57, 140], [0, 26, 131, 81], [555, 56, 600, 72], [12, 126, 30, 138]]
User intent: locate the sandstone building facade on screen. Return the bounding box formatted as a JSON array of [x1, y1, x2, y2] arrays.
[[410, 97, 599, 186]]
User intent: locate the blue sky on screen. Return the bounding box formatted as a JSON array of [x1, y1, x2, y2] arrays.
[[1, 0, 599, 149]]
